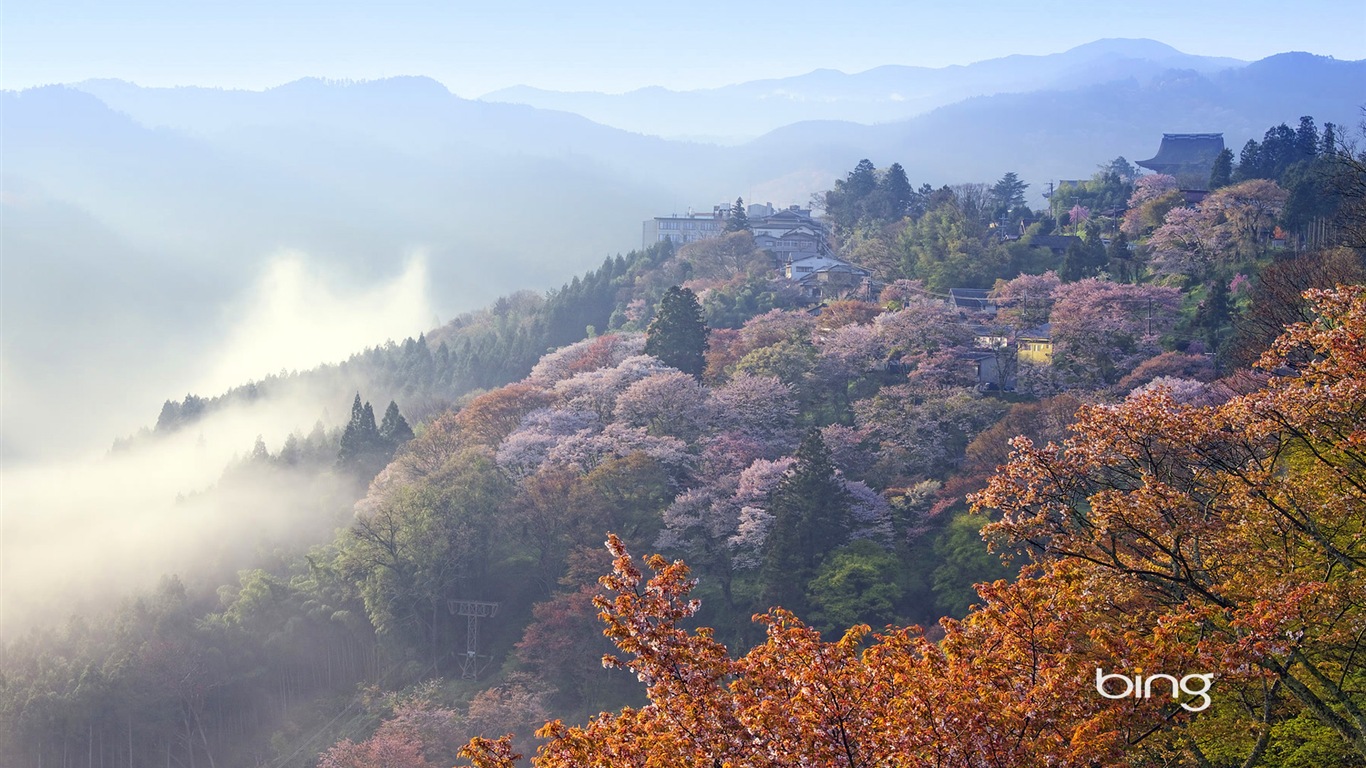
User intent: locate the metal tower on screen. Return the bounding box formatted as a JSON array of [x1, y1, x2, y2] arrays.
[[448, 599, 499, 679]]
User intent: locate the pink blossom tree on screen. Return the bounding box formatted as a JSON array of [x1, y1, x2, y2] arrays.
[[990, 270, 1060, 330], [1049, 278, 1182, 386], [706, 373, 799, 448], [553, 354, 672, 421], [526, 333, 646, 386], [1121, 174, 1181, 238], [612, 370, 709, 439], [873, 297, 972, 355]]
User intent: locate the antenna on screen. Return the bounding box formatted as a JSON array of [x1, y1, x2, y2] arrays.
[[448, 599, 500, 679]]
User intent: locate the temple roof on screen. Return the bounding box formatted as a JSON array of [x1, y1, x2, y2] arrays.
[[1137, 133, 1225, 173]]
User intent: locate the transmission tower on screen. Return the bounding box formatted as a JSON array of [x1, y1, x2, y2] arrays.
[[448, 599, 500, 679]]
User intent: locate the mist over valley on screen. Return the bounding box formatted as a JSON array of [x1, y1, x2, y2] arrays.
[[2, 28, 1365, 766]]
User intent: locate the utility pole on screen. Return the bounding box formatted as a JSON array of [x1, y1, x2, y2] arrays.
[[449, 600, 500, 679]]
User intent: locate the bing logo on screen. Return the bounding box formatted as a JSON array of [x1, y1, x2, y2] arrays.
[[1095, 668, 1214, 712]]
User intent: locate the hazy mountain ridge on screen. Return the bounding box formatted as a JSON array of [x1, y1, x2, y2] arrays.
[[480, 38, 1251, 140], [3, 42, 1362, 462], [737, 51, 1366, 203]]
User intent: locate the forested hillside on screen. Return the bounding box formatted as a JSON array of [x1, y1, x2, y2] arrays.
[[2, 116, 1363, 767]]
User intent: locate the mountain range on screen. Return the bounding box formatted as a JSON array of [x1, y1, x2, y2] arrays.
[[2, 39, 1363, 460], [481, 38, 1250, 141]]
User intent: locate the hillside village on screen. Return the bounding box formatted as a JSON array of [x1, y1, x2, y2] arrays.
[[3, 114, 1364, 767], [635, 127, 1316, 392]]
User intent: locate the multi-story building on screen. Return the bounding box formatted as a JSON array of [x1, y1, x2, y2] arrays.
[[642, 206, 730, 248], [642, 202, 832, 261]]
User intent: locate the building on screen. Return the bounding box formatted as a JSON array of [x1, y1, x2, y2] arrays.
[[1017, 323, 1054, 365], [1028, 234, 1083, 255], [949, 288, 996, 315], [1136, 133, 1225, 188], [751, 205, 832, 264], [642, 202, 830, 255], [642, 206, 730, 248], [786, 255, 874, 299]]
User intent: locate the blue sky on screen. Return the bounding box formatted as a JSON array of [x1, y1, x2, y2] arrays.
[[5, 0, 1364, 95]]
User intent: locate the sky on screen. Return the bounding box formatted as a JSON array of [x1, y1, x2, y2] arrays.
[[5, 0, 1364, 96]]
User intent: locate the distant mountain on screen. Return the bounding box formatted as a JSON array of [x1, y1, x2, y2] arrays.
[[726, 51, 1366, 206], [5, 46, 1363, 459], [480, 39, 1247, 141]]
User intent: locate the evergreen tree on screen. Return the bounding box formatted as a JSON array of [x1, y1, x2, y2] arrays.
[[1106, 231, 1133, 283], [726, 197, 750, 232], [1209, 148, 1234, 190], [338, 393, 387, 476], [846, 159, 878, 199], [761, 429, 851, 615], [1321, 122, 1337, 156], [881, 162, 914, 220], [1294, 116, 1320, 163], [1198, 279, 1231, 353], [991, 171, 1029, 217], [1235, 139, 1262, 181], [1061, 224, 1107, 282], [379, 400, 415, 447], [644, 286, 709, 378]]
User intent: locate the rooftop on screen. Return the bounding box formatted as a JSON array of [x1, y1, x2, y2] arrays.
[[1137, 133, 1225, 172]]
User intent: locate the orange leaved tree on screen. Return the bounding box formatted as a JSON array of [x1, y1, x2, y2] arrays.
[[463, 285, 1366, 767]]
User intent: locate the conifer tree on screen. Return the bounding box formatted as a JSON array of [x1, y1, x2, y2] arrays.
[[1209, 148, 1234, 190], [761, 429, 850, 614], [726, 197, 750, 232], [644, 286, 709, 378], [379, 400, 415, 447], [338, 393, 387, 476], [882, 162, 914, 220]]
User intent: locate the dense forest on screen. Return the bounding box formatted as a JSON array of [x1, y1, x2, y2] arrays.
[[2, 115, 1363, 767]]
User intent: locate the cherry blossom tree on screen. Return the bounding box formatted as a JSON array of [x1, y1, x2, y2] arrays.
[[611, 370, 709, 439], [1048, 278, 1181, 386], [990, 270, 1060, 330], [706, 374, 798, 447], [552, 355, 673, 421], [527, 333, 646, 386], [873, 297, 973, 355]]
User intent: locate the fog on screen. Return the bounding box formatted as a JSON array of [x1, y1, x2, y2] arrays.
[[194, 252, 433, 396], [0, 252, 436, 641], [3, 51, 1361, 644]]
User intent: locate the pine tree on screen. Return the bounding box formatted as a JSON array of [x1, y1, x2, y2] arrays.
[[882, 162, 914, 220], [1209, 148, 1234, 190], [991, 171, 1029, 215], [379, 400, 415, 447], [644, 286, 709, 378], [726, 197, 750, 232], [338, 393, 386, 476], [1294, 116, 1319, 163], [1321, 122, 1337, 156], [761, 429, 851, 614], [1061, 225, 1107, 282]]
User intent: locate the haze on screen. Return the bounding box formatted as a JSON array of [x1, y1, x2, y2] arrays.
[[2, 2, 1364, 642], [5, 0, 1364, 95]]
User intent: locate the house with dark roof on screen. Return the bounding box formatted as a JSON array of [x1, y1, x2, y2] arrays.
[[752, 206, 833, 265], [785, 255, 874, 299], [1137, 133, 1225, 188], [949, 288, 996, 314], [1028, 234, 1083, 255]]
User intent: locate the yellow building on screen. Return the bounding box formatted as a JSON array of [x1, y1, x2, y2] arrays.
[[1017, 323, 1053, 365]]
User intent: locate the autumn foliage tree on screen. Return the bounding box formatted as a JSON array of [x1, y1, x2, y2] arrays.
[[462, 285, 1366, 767]]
